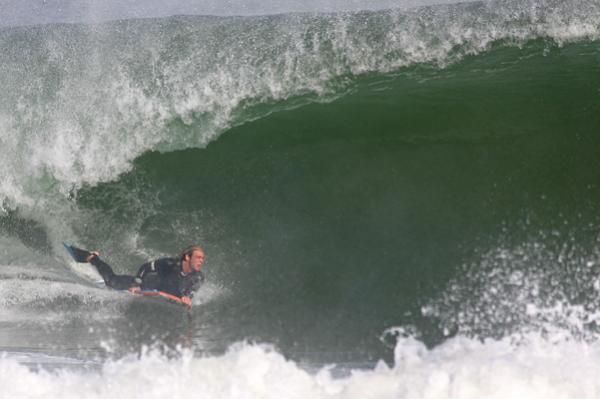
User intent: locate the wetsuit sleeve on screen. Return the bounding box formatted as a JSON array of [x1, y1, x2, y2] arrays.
[[182, 271, 205, 298], [136, 258, 173, 277], [135, 260, 154, 279]]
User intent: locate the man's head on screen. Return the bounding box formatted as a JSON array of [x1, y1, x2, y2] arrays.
[[181, 245, 205, 273]]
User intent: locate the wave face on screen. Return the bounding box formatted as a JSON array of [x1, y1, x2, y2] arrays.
[[1, 0, 600, 396]]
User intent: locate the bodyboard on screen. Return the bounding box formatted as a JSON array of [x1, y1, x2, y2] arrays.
[[131, 289, 190, 307], [129, 290, 192, 309]]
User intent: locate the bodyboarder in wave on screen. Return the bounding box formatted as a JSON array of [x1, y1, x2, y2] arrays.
[[65, 244, 205, 307]]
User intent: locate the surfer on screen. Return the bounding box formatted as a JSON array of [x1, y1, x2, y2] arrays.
[[67, 244, 205, 307]]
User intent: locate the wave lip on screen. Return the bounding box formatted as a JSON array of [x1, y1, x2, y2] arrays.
[[1, 0, 599, 208]]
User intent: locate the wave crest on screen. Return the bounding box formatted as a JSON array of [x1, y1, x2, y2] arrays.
[[1, 0, 599, 207]]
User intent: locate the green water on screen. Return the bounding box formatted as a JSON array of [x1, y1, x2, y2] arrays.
[[64, 40, 600, 361]]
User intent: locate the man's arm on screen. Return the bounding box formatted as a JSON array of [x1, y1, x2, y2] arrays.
[[135, 258, 175, 279], [135, 261, 154, 279], [180, 271, 205, 299]]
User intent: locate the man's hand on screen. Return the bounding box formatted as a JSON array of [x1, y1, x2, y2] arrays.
[[180, 296, 192, 308], [128, 286, 141, 294]]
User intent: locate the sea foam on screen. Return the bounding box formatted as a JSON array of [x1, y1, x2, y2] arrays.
[[2, 335, 599, 399]]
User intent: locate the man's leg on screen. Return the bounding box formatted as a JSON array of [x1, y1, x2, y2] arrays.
[[89, 256, 137, 290]]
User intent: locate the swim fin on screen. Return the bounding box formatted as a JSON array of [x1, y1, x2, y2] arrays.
[[63, 242, 93, 263]]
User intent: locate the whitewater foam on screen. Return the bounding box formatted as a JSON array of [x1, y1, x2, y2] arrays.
[[2, 335, 600, 399]]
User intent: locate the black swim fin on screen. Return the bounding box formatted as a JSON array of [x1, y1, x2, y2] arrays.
[[63, 242, 93, 263]]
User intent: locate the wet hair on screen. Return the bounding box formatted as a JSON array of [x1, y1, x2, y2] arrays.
[[180, 245, 204, 261]]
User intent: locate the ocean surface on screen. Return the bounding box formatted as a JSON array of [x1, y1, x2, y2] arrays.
[[1, 0, 600, 397]]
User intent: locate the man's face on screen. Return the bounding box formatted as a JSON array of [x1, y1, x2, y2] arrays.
[[189, 250, 205, 272]]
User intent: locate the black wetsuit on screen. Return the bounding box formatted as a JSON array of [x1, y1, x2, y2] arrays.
[[90, 256, 204, 298], [136, 257, 204, 298]]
